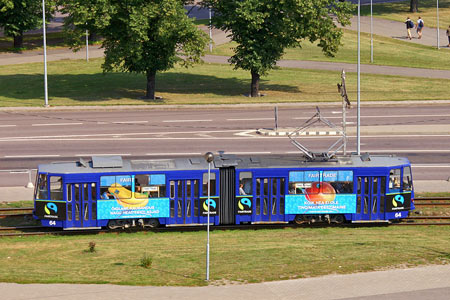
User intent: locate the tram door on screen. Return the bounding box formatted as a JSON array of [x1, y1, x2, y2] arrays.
[[357, 177, 386, 220], [66, 183, 97, 228], [254, 178, 286, 222], [170, 179, 200, 224]]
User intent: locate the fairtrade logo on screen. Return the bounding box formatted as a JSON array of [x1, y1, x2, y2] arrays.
[[238, 198, 252, 210], [392, 195, 405, 207], [44, 203, 58, 215], [203, 199, 216, 211]]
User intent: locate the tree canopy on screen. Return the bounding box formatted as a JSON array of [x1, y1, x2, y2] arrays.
[[203, 0, 354, 97], [62, 0, 208, 99], [0, 0, 55, 48]]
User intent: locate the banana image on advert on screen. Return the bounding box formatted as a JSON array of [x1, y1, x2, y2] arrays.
[[108, 183, 149, 208]]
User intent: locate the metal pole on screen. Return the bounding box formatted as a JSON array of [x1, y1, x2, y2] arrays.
[[206, 161, 210, 281], [204, 152, 214, 281], [342, 70, 347, 155], [357, 0, 361, 155], [437, 0, 440, 49], [209, 8, 213, 52], [274, 106, 278, 131], [42, 0, 49, 107], [86, 28, 89, 62], [370, 0, 373, 63]]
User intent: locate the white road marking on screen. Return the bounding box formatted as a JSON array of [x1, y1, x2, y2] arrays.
[[145, 152, 202, 156], [4, 154, 60, 158], [226, 151, 272, 154], [294, 114, 450, 120], [75, 153, 131, 157], [32, 123, 83, 126], [235, 130, 257, 137], [113, 121, 148, 124], [412, 164, 450, 168], [163, 119, 212, 123], [227, 118, 273, 121], [369, 149, 450, 153], [0, 125, 16, 127]]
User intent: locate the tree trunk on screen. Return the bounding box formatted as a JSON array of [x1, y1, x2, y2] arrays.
[[250, 70, 260, 97], [410, 0, 418, 13], [89, 32, 99, 42], [146, 70, 156, 99], [13, 33, 23, 49]]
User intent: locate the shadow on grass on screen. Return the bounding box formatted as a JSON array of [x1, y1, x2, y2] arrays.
[[0, 32, 67, 53], [0, 72, 300, 103]]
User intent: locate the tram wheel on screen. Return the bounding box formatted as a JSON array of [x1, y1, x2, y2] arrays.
[[294, 215, 305, 225], [146, 218, 160, 228], [107, 220, 118, 230], [333, 215, 345, 224]]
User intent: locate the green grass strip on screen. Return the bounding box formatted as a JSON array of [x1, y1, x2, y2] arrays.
[[1, 58, 449, 107]]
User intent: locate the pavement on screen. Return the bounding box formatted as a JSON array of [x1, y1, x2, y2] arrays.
[[0, 264, 449, 300]]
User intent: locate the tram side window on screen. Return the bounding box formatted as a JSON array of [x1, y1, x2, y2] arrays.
[[50, 176, 63, 200], [36, 174, 48, 200], [403, 167, 413, 191], [389, 169, 401, 191], [202, 173, 216, 196], [135, 174, 167, 198], [288, 171, 319, 194], [239, 172, 253, 195], [100, 175, 132, 199], [323, 171, 353, 194]]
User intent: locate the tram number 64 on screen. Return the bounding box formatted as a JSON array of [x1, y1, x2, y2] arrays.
[[49, 221, 56, 226], [394, 213, 402, 218]]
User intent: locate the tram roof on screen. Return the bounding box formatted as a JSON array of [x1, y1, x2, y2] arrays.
[[37, 154, 411, 174]]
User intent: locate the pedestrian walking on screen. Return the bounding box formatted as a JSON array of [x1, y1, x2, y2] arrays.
[[405, 17, 414, 40], [416, 17, 424, 39], [447, 25, 450, 47]]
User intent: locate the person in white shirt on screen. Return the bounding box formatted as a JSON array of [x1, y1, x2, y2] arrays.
[[416, 17, 424, 39]]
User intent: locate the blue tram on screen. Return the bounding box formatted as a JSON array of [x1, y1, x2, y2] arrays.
[[33, 154, 414, 229]]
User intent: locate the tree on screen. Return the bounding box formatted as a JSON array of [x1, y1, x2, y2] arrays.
[[0, 0, 54, 49], [410, 0, 418, 13], [61, 0, 208, 99], [203, 0, 353, 97]]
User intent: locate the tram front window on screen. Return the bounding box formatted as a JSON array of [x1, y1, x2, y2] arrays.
[[403, 167, 413, 191], [36, 174, 48, 200]]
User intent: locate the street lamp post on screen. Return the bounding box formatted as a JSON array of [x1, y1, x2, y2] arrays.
[[370, 0, 373, 63], [86, 28, 89, 62], [357, 0, 361, 155], [209, 8, 213, 52], [204, 152, 214, 281], [437, 0, 440, 49], [42, 0, 49, 107]]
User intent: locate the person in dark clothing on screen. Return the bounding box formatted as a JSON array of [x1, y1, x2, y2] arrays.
[[405, 17, 414, 40]]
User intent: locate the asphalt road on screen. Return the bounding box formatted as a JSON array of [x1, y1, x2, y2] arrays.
[[0, 103, 449, 186]]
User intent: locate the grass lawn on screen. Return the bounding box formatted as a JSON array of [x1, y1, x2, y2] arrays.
[[213, 29, 450, 70], [360, 0, 450, 29], [0, 58, 449, 107], [0, 226, 448, 286]]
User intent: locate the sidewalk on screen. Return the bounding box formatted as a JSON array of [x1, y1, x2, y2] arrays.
[[1, 16, 449, 80], [343, 16, 450, 49], [1, 264, 449, 300]]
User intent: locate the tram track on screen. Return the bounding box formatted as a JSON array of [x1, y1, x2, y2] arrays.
[[0, 197, 449, 237]]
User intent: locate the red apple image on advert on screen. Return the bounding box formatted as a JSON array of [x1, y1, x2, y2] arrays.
[[305, 182, 336, 203]]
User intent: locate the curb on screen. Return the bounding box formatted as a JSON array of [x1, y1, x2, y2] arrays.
[[1, 100, 450, 112]]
